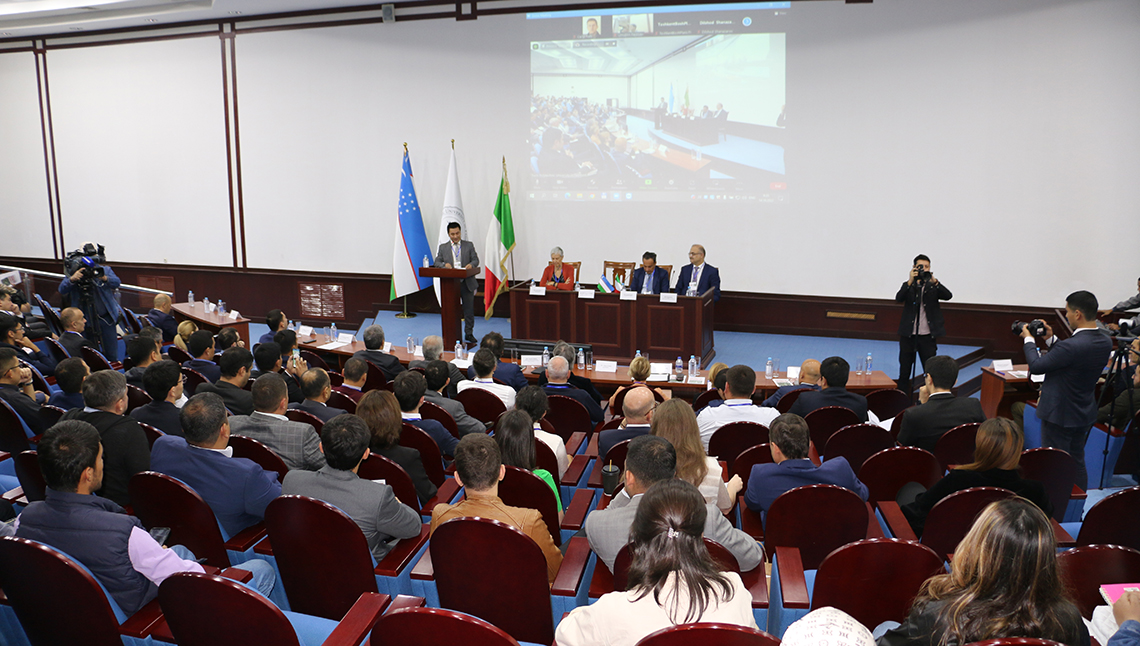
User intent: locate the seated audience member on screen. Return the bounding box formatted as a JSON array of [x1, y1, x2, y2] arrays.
[[352, 325, 406, 382], [457, 348, 517, 409], [788, 356, 869, 421], [214, 327, 243, 354], [409, 335, 467, 397], [252, 341, 304, 403], [394, 370, 458, 457], [47, 357, 89, 410], [124, 335, 161, 388], [696, 364, 779, 449], [334, 357, 368, 403], [899, 417, 1051, 536], [130, 360, 185, 436], [537, 342, 604, 403], [173, 320, 197, 353], [898, 355, 985, 452], [607, 356, 664, 412], [515, 385, 569, 478], [182, 330, 221, 383], [288, 368, 347, 423], [423, 360, 485, 436], [598, 385, 655, 459], [60, 370, 150, 507], [281, 414, 422, 560], [701, 364, 732, 409], [760, 359, 821, 408], [543, 356, 605, 425], [150, 393, 282, 537], [584, 433, 761, 573], [430, 433, 563, 583], [743, 413, 867, 523], [259, 309, 288, 345], [565, 478, 759, 644], [228, 373, 324, 472], [653, 399, 742, 514], [466, 332, 527, 391], [59, 307, 96, 357], [1099, 338, 1140, 429], [195, 347, 255, 415], [0, 347, 46, 434], [145, 293, 178, 343], [137, 326, 165, 354], [880, 498, 1089, 646], [496, 409, 562, 512], [1110, 592, 1140, 646], [357, 389, 437, 505], [0, 315, 56, 376]]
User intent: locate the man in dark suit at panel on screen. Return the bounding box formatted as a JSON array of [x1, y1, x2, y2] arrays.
[[673, 244, 721, 301], [228, 373, 324, 472], [628, 252, 670, 296], [897, 355, 985, 453], [788, 356, 869, 422], [1021, 290, 1113, 489], [353, 325, 406, 383], [130, 360, 184, 436], [896, 254, 953, 389], [287, 368, 347, 423], [542, 356, 605, 425], [465, 332, 528, 391], [145, 293, 178, 344], [195, 347, 255, 416], [182, 330, 221, 383], [434, 222, 480, 344], [59, 307, 97, 358]]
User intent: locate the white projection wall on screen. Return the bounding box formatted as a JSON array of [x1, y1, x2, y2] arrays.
[[0, 52, 54, 258]]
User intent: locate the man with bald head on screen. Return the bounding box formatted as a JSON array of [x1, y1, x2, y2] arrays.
[[287, 368, 347, 423], [674, 244, 721, 301], [59, 307, 97, 358], [145, 293, 178, 343], [597, 386, 655, 459], [760, 359, 821, 408], [542, 356, 604, 424]]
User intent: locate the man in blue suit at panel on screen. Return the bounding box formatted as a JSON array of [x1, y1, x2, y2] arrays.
[[673, 244, 721, 301], [466, 331, 528, 391], [743, 413, 868, 525], [629, 252, 670, 295], [1021, 290, 1113, 490]]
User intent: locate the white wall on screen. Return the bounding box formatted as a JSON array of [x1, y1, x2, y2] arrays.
[[0, 52, 54, 258]]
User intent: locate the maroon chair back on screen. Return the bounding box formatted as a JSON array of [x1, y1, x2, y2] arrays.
[[157, 571, 304, 646], [14, 450, 46, 502], [181, 368, 209, 398], [708, 422, 770, 466], [264, 495, 379, 620], [546, 394, 593, 441], [285, 409, 324, 436], [0, 398, 34, 454], [598, 416, 624, 432], [535, 438, 559, 476], [228, 434, 289, 483], [327, 371, 344, 387], [421, 400, 461, 438], [865, 388, 913, 421], [401, 422, 446, 486], [298, 350, 329, 371], [922, 487, 1014, 557], [44, 336, 71, 365], [34, 294, 65, 337], [637, 623, 781, 646], [812, 538, 944, 629], [358, 453, 420, 509], [775, 388, 807, 414], [860, 446, 942, 502], [692, 388, 721, 412], [128, 471, 232, 567], [612, 384, 663, 415], [0, 536, 127, 646], [889, 413, 904, 442], [167, 345, 193, 364], [326, 389, 357, 414], [732, 444, 774, 487], [38, 404, 66, 429], [363, 361, 388, 393], [601, 438, 631, 467], [934, 422, 981, 471], [125, 384, 152, 413], [121, 308, 142, 335], [1057, 544, 1140, 618], [456, 388, 508, 426], [804, 406, 861, 454], [430, 517, 555, 645], [371, 607, 520, 646], [1019, 447, 1077, 521], [22, 360, 52, 395], [822, 423, 895, 477], [962, 641, 1066, 646], [137, 422, 164, 449], [613, 538, 740, 589], [498, 466, 562, 547], [1075, 486, 1140, 550], [80, 346, 115, 372], [765, 484, 869, 570]]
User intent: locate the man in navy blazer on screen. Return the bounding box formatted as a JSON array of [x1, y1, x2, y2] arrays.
[[182, 330, 221, 383], [788, 356, 869, 422], [150, 392, 281, 538], [1022, 290, 1113, 489], [629, 252, 670, 295], [543, 356, 605, 425], [466, 332, 528, 391], [144, 293, 178, 343], [673, 244, 721, 301], [744, 413, 868, 525], [287, 368, 347, 423]]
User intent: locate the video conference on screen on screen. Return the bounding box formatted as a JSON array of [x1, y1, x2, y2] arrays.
[[527, 2, 788, 204]]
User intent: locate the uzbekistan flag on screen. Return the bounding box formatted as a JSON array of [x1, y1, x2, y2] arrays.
[[597, 275, 616, 293], [390, 150, 434, 301], [483, 158, 515, 318]]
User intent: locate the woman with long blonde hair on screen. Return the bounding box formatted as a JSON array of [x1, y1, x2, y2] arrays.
[[650, 398, 742, 513]]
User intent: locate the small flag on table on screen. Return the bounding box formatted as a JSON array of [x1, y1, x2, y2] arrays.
[[597, 275, 616, 293]]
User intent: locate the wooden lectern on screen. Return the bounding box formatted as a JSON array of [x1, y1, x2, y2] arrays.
[[419, 266, 479, 348]]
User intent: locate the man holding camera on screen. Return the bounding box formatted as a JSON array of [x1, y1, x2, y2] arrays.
[[58, 244, 123, 362], [896, 254, 952, 389], [1021, 290, 1113, 490]]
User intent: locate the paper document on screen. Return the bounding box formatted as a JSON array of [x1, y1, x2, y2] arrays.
[[648, 372, 670, 382], [686, 376, 706, 385], [317, 341, 347, 350], [771, 378, 794, 387], [451, 358, 472, 370], [414, 346, 424, 358], [382, 342, 392, 353], [786, 366, 800, 380], [1006, 370, 1028, 379], [298, 326, 314, 337]]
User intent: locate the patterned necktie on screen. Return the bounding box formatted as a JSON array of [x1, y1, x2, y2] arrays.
[[453, 244, 461, 266]]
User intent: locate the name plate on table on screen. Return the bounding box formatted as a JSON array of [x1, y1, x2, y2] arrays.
[[205, 303, 216, 313], [786, 366, 800, 380], [529, 285, 547, 296], [451, 358, 472, 370], [659, 293, 678, 303], [298, 325, 314, 337], [228, 310, 241, 320], [772, 378, 795, 387], [521, 355, 544, 367], [991, 359, 1014, 372], [577, 289, 595, 299], [687, 376, 706, 385], [338, 333, 355, 344], [413, 346, 424, 358], [382, 341, 392, 353], [619, 290, 638, 301], [595, 360, 618, 373]]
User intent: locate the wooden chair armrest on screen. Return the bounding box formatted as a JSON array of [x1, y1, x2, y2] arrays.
[[118, 597, 165, 638], [566, 432, 586, 456], [589, 554, 615, 599], [720, 460, 729, 482], [1071, 484, 1087, 500], [320, 592, 390, 646], [28, 435, 41, 444], [1, 487, 25, 504], [410, 547, 433, 581], [876, 501, 917, 542], [223, 522, 267, 553], [740, 564, 769, 608], [586, 456, 604, 488], [383, 595, 426, 614], [584, 433, 600, 458], [562, 455, 591, 488], [253, 537, 274, 556], [0, 451, 9, 462], [864, 501, 885, 538], [374, 525, 430, 577], [220, 567, 254, 583], [561, 489, 595, 532], [596, 493, 612, 511], [551, 536, 590, 597], [1052, 519, 1075, 547], [808, 442, 821, 466], [738, 495, 765, 541], [774, 546, 810, 609], [421, 478, 461, 515]]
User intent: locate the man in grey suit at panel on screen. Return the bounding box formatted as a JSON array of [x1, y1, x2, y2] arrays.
[[583, 434, 763, 572], [434, 221, 480, 344], [282, 414, 422, 560], [228, 373, 325, 472]]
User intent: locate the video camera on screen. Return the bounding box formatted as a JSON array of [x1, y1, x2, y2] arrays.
[[1012, 319, 1047, 337], [64, 243, 106, 283], [1119, 317, 1138, 338], [914, 265, 932, 282]]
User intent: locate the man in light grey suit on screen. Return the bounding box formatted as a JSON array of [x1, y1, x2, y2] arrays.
[[422, 360, 486, 436], [583, 434, 763, 572], [409, 336, 467, 398], [434, 221, 480, 344], [228, 373, 325, 472], [282, 414, 422, 560]]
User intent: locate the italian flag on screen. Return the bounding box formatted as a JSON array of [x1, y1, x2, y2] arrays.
[[483, 158, 515, 318]]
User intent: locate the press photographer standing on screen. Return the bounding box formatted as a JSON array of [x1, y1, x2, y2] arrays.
[[1021, 290, 1112, 490], [58, 244, 123, 362], [896, 254, 952, 389]]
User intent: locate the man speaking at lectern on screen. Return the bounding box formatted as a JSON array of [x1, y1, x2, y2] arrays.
[[435, 222, 479, 344]]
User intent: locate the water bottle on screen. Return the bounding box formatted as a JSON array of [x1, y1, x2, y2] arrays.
[[577, 348, 586, 370], [865, 352, 873, 374], [635, 350, 642, 359], [675, 356, 684, 378], [406, 334, 415, 353], [219, 300, 227, 316], [422, 255, 430, 268], [574, 280, 581, 291], [688, 355, 698, 379], [542, 346, 550, 367], [187, 290, 194, 305], [330, 322, 337, 340], [203, 297, 211, 311], [455, 340, 464, 360], [765, 357, 773, 379]]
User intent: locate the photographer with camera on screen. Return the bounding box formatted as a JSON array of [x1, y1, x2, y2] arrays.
[[58, 243, 123, 362], [1020, 290, 1113, 490], [896, 254, 953, 390]]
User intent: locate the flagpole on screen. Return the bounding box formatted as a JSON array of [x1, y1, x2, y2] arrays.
[[395, 141, 418, 319]]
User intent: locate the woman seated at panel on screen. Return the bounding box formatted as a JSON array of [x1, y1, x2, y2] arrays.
[[540, 247, 575, 290]]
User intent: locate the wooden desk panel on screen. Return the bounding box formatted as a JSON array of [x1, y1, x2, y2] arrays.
[[980, 365, 1036, 419], [172, 302, 251, 346]]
